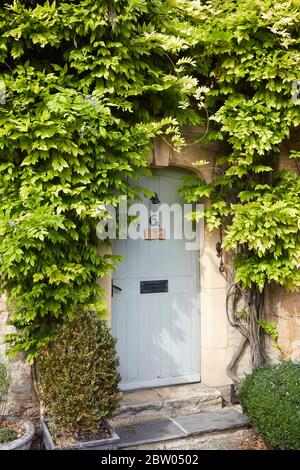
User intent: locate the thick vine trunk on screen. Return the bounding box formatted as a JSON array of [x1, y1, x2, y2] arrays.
[[248, 286, 266, 369], [226, 282, 267, 384], [226, 335, 248, 385]]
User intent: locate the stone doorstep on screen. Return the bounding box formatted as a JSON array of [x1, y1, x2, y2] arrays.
[[115, 383, 222, 424], [115, 408, 250, 449]]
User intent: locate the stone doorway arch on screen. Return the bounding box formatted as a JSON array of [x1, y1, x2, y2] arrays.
[[101, 127, 242, 387]]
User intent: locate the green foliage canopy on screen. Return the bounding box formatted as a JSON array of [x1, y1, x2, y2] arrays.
[[180, 0, 300, 291], [0, 0, 201, 358]]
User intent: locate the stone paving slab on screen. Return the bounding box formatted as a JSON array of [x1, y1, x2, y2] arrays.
[[175, 408, 249, 436], [116, 418, 186, 448], [116, 408, 249, 449]]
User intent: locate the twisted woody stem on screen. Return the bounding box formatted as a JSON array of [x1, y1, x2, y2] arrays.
[[225, 281, 267, 385]]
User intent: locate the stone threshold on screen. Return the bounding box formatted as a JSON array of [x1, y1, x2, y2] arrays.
[[115, 383, 222, 424], [115, 408, 249, 449]]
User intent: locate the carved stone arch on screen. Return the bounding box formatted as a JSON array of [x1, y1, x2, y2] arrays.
[[150, 127, 222, 183]]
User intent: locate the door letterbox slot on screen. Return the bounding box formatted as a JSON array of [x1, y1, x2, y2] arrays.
[[140, 280, 168, 294]]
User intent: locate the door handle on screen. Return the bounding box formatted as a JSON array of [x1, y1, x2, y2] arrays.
[[113, 284, 122, 292], [112, 282, 122, 297]]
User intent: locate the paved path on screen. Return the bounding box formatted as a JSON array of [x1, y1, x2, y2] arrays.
[[115, 408, 250, 449]]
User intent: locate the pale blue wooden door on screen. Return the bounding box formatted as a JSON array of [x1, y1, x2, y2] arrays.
[[112, 169, 200, 390]]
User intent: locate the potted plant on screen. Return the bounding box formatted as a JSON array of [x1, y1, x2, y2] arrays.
[[37, 310, 121, 450], [0, 362, 35, 450]]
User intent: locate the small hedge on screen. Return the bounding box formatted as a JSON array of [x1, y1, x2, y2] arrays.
[[238, 361, 300, 450], [0, 362, 10, 415], [37, 311, 121, 436]]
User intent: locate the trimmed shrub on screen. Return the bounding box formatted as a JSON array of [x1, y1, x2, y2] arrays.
[[238, 361, 300, 450], [0, 362, 10, 415], [37, 311, 121, 436]]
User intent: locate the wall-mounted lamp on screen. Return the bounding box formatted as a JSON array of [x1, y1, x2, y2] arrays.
[[149, 192, 161, 228], [150, 192, 160, 205]]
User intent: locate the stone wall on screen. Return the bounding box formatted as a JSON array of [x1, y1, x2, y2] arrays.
[[0, 295, 39, 421], [267, 288, 300, 362]]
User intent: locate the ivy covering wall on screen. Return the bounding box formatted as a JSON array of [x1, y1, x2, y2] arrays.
[[180, 0, 300, 291], [0, 0, 202, 358]]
